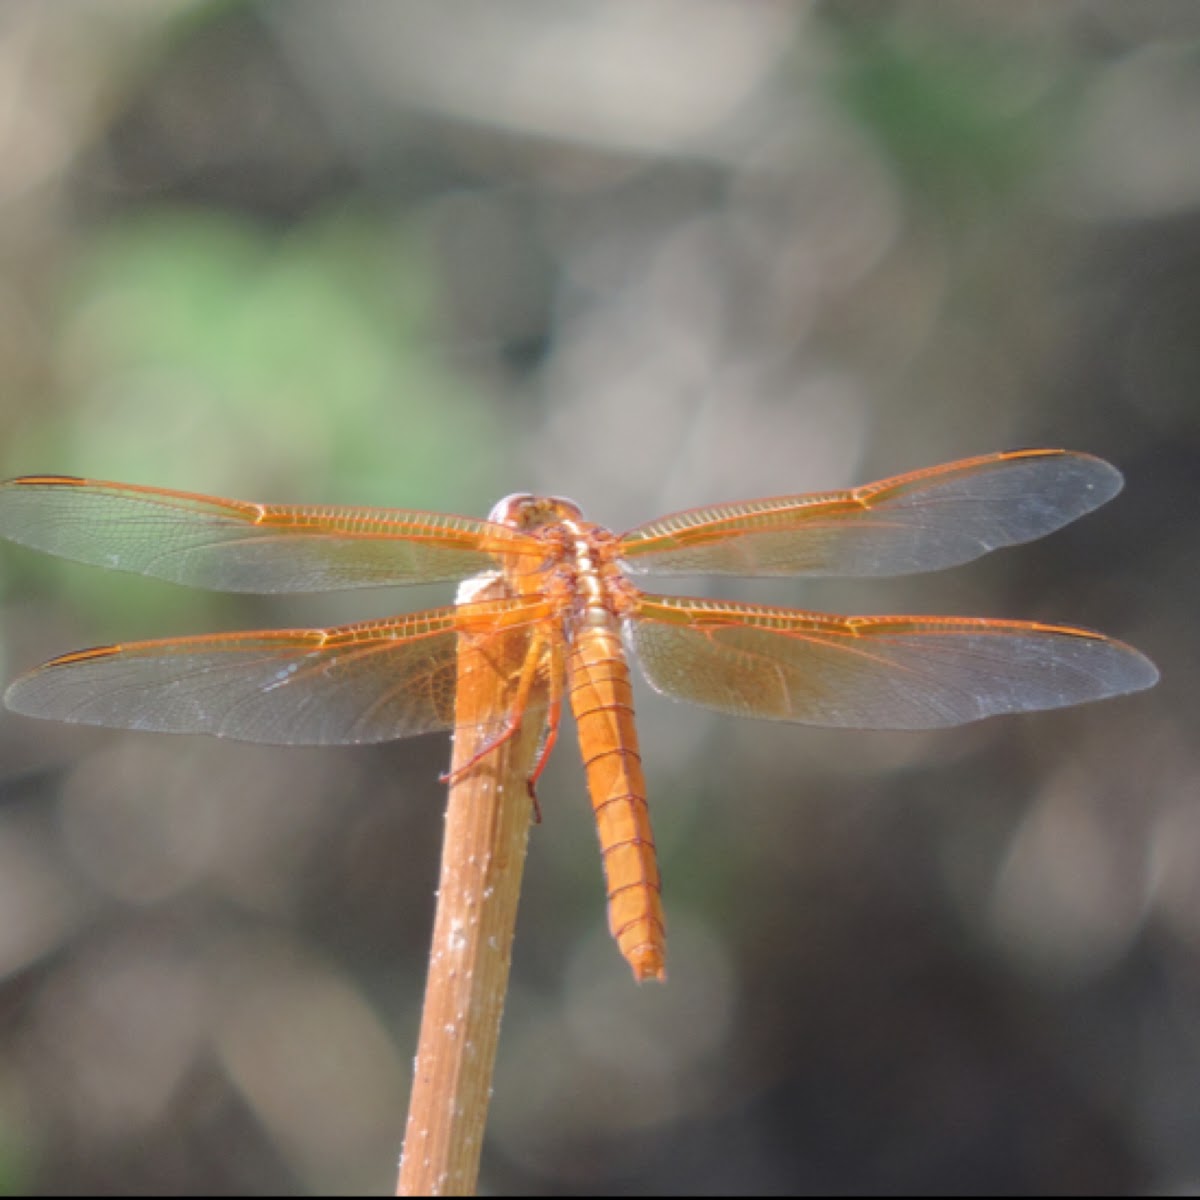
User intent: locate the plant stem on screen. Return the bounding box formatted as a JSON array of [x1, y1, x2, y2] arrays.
[[397, 579, 541, 1197]]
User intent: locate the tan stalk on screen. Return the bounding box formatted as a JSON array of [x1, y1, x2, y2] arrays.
[[397, 574, 543, 1197]]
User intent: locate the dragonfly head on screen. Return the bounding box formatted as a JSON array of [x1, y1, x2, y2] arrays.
[[489, 493, 585, 531]]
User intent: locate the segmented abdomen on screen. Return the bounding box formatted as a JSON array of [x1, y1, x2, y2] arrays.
[[567, 620, 666, 982]]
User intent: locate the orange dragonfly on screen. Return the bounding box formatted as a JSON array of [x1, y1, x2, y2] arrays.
[[0, 449, 1158, 981]]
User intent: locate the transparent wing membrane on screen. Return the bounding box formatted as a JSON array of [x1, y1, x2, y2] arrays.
[[0, 454, 1156, 745], [4, 597, 553, 745], [619, 449, 1123, 577], [628, 595, 1158, 729], [0, 476, 548, 592]]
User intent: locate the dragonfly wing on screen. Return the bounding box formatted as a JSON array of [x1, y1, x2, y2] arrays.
[[0, 477, 548, 592], [619, 449, 1123, 577], [627, 596, 1159, 729], [5, 597, 553, 745]]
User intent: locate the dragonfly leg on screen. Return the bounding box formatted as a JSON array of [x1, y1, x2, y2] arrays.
[[440, 625, 555, 799], [523, 637, 565, 823], [441, 717, 523, 786]]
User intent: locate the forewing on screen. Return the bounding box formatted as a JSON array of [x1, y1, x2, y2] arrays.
[[619, 450, 1123, 577], [0, 476, 548, 592], [4, 597, 553, 745], [627, 595, 1159, 729]]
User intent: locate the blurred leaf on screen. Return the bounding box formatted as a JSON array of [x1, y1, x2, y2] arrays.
[[20, 207, 506, 510], [828, 14, 1071, 206], [2, 207, 512, 622]]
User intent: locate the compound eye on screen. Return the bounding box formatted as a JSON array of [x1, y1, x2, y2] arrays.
[[488, 494, 585, 530], [487, 493, 538, 525], [547, 495, 585, 519]]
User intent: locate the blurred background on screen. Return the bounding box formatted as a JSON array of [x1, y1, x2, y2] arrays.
[[0, 0, 1193, 1193]]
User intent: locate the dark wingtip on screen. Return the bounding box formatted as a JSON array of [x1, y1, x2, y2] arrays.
[[4, 475, 88, 487]]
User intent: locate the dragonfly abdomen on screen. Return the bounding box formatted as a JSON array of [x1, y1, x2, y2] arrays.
[[566, 622, 666, 983]]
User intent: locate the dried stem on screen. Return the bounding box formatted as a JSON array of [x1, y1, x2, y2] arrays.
[[397, 578, 542, 1197]]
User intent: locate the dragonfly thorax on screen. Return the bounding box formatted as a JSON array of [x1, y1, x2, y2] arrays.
[[488, 492, 623, 611]]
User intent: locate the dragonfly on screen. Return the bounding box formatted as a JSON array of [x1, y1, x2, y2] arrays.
[[0, 449, 1158, 981]]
